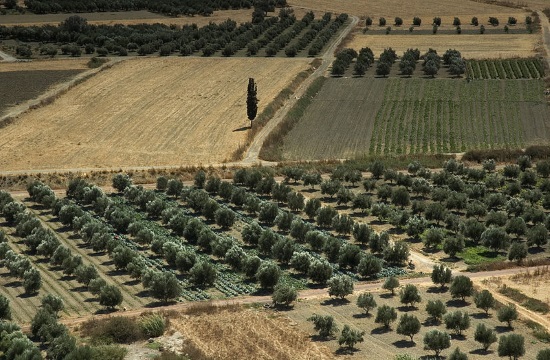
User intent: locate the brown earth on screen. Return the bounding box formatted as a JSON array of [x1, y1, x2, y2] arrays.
[[0, 59, 89, 72], [0, 57, 313, 171], [169, 306, 334, 360]]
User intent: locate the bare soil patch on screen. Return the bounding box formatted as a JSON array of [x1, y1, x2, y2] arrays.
[[169, 305, 333, 359], [0, 57, 313, 171], [0, 69, 83, 116], [0, 58, 89, 72]]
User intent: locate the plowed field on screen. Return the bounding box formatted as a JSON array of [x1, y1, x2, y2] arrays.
[[0, 57, 313, 171], [281, 77, 550, 160]]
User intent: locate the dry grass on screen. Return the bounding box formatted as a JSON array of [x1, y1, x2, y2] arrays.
[[346, 33, 539, 59], [170, 306, 333, 360], [288, 0, 528, 18], [0, 59, 89, 72], [0, 57, 312, 171], [286, 286, 549, 359]]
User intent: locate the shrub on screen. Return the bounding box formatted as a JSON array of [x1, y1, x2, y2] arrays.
[[82, 316, 142, 344]]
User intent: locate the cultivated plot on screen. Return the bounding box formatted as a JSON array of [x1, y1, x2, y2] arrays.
[[0, 57, 313, 171], [282, 78, 550, 160]]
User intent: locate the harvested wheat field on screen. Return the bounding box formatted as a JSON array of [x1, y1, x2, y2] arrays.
[[347, 33, 539, 59], [0, 59, 89, 72], [288, 0, 527, 18], [170, 306, 333, 360], [0, 57, 312, 171]]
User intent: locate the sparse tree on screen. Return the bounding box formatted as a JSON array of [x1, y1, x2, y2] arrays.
[[272, 283, 297, 306], [431, 264, 453, 289], [474, 289, 495, 315], [383, 276, 400, 295], [308, 259, 333, 285], [328, 275, 354, 299], [400, 284, 422, 308], [357, 292, 377, 315], [0, 294, 11, 320], [474, 323, 497, 351], [256, 261, 281, 289], [423, 329, 451, 357], [497, 303, 518, 328], [189, 261, 217, 288], [426, 299, 447, 323], [397, 314, 421, 342], [444, 311, 470, 336], [498, 333, 525, 359], [448, 347, 468, 360], [247, 78, 258, 125], [375, 304, 397, 329], [338, 325, 365, 350], [99, 285, 123, 309], [357, 254, 382, 279], [450, 275, 474, 301], [308, 314, 338, 338]]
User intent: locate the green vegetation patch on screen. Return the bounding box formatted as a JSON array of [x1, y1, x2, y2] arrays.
[[458, 245, 505, 265], [499, 286, 550, 314]]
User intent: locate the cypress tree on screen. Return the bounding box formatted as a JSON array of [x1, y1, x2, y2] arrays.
[[247, 78, 258, 125]]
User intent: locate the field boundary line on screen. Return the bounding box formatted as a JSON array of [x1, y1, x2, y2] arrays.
[[241, 15, 359, 165], [0, 58, 125, 129]]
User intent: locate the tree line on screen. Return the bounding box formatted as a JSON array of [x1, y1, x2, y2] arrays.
[[20, 0, 285, 16]]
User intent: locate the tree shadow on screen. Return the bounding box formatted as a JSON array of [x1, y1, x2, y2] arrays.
[[528, 247, 545, 254], [321, 298, 350, 307], [310, 334, 333, 342], [233, 125, 250, 132], [5, 280, 22, 288], [273, 304, 295, 312], [450, 333, 466, 341], [392, 339, 416, 348], [18, 292, 38, 299], [427, 286, 447, 294], [335, 347, 360, 356], [136, 290, 150, 298], [422, 319, 440, 327], [441, 256, 461, 263], [352, 312, 371, 319], [446, 299, 469, 308], [95, 307, 119, 315], [124, 279, 141, 286], [471, 312, 491, 319], [379, 293, 394, 299], [106, 269, 125, 277], [397, 305, 417, 312], [145, 300, 176, 308], [495, 325, 512, 333], [371, 326, 392, 334], [470, 348, 494, 355]]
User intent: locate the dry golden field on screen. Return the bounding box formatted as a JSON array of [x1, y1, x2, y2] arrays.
[[0, 57, 312, 171], [170, 306, 333, 360], [346, 33, 539, 59], [0, 59, 89, 72], [288, 0, 528, 18]]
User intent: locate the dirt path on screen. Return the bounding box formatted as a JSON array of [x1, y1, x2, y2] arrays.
[[16, 264, 550, 332], [537, 10, 550, 70], [241, 15, 359, 165]]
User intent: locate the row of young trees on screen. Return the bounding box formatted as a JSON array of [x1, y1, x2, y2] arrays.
[[366, 15, 532, 28], [305, 264, 540, 359]]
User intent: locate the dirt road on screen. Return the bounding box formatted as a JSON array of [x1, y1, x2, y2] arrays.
[[16, 264, 549, 332], [0, 50, 17, 62], [537, 10, 550, 70], [241, 15, 359, 165]]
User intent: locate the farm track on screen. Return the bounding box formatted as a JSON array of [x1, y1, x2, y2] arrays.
[[16, 264, 550, 331], [537, 10, 550, 70]]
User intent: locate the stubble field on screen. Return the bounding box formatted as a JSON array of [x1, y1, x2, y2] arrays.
[[0, 57, 313, 171], [282, 77, 550, 160]]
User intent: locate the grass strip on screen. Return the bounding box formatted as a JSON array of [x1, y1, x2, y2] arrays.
[[498, 285, 550, 314]]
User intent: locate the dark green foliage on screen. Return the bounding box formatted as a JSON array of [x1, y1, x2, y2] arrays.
[[328, 275, 354, 299], [0, 294, 11, 320], [508, 242, 528, 263], [357, 292, 377, 315], [426, 299, 447, 323], [448, 347, 468, 360], [474, 323, 497, 351], [99, 285, 123, 309], [357, 254, 382, 278], [338, 325, 365, 349], [383, 276, 400, 295], [396, 314, 421, 342], [256, 261, 281, 289], [431, 264, 452, 289], [375, 304, 397, 328], [498, 334, 525, 359], [474, 289, 495, 314], [308, 259, 333, 284], [308, 314, 338, 338], [497, 303, 518, 328], [450, 275, 474, 301], [423, 329, 451, 357], [272, 283, 297, 306], [189, 261, 217, 288], [444, 310, 470, 336]]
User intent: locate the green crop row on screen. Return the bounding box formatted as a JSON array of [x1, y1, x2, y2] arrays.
[[467, 59, 544, 79]]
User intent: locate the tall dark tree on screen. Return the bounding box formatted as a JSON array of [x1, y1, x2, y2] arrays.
[[247, 78, 258, 126]]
